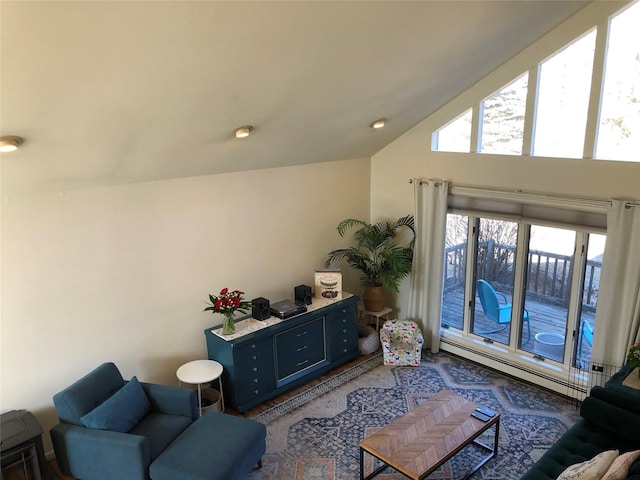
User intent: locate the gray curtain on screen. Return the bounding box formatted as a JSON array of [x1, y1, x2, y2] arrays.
[[407, 179, 448, 352], [592, 200, 640, 367]]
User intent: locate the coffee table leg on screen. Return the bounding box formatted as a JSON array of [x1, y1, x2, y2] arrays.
[[463, 418, 500, 480], [360, 447, 392, 480]]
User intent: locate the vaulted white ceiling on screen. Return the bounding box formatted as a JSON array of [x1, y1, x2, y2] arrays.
[[1, 1, 589, 195]]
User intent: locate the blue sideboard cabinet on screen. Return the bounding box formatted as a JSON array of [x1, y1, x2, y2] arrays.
[[205, 294, 359, 412]]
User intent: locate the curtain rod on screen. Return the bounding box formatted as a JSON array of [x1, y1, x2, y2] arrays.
[[408, 179, 639, 209]]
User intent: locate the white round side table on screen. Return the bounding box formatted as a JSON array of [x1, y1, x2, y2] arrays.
[[176, 359, 224, 415]]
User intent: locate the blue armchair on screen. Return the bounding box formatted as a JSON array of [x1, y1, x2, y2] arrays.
[[51, 362, 198, 480], [51, 362, 266, 480]]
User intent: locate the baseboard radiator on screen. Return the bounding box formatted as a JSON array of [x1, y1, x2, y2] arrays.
[[440, 339, 619, 407]]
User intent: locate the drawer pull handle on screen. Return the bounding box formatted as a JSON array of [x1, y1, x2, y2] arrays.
[[296, 331, 308, 337], [296, 359, 309, 367], [296, 345, 309, 352]]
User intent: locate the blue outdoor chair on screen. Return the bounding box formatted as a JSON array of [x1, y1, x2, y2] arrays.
[[476, 279, 531, 344], [577, 318, 594, 367]]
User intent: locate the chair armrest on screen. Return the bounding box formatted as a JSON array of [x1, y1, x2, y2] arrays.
[[580, 395, 640, 444], [51, 423, 150, 480], [496, 292, 508, 303], [142, 382, 198, 420], [380, 328, 391, 342]]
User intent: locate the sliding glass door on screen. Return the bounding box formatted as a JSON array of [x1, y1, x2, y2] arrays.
[[441, 213, 605, 370], [575, 234, 605, 368], [472, 218, 519, 345], [520, 226, 576, 362], [442, 214, 468, 330]]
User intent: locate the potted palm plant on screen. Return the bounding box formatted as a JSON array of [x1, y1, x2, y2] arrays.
[[325, 215, 415, 311]]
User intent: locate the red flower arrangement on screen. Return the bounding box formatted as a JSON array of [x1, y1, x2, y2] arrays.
[[204, 288, 251, 335]]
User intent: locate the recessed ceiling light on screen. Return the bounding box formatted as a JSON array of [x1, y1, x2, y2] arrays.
[[370, 118, 387, 129], [234, 126, 253, 138], [0, 135, 25, 152]]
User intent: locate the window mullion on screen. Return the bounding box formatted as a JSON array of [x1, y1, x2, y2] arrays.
[[566, 233, 589, 363], [463, 217, 479, 335], [511, 223, 529, 349], [522, 65, 540, 156], [583, 20, 610, 159], [470, 103, 483, 153]]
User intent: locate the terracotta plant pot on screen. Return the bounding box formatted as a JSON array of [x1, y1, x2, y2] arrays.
[[362, 286, 386, 312]]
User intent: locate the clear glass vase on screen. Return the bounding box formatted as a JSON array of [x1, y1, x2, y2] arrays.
[[222, 313, 236, 335]]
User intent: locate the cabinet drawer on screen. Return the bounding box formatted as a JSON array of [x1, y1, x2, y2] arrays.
[[236, 339, 272, 357], [275, 318, 326, 380], [235, 372, 273, 402], [334, 331, 357, 354], [235, 340, 275, 402], [334, 302, 357, 320], [328, 312, 358, 359], [275, 318, 324, 345]]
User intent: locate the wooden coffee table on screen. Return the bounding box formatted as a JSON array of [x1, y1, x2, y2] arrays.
[[359, 390, 500, 480]]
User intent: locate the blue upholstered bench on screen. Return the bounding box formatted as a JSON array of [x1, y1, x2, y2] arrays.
[[150, 411, 266, 480]]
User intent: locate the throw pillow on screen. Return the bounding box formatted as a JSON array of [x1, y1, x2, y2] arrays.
[[601, 450, 640, 480], [81, 376, 151, 432], [557, 450, 619, 480]]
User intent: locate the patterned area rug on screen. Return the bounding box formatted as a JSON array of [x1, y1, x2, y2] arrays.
[[247, 352, 581, 480]]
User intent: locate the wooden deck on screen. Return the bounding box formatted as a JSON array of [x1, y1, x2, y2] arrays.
[[441, 289, 594, 365]]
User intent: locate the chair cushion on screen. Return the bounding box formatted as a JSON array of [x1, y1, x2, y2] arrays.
[[150, 411, 266, 480], [81, 376, 151, 432], [53, 362, 125, 425], [129, 412, 194, 460]]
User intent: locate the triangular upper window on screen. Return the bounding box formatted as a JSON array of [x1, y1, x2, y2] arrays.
[[432, 2, 639, 163]]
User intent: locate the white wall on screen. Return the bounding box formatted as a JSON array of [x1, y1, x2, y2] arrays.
[[0, 157, 370, 454]]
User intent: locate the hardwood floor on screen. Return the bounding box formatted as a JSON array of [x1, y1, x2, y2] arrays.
[[1, 459, 67, 480]]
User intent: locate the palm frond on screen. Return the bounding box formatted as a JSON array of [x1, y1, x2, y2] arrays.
[[326, 215, 415, 292], [336, 219, 368, 237]]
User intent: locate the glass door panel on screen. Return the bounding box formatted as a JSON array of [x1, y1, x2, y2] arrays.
[[442, 214, 468, 329], [521, 226, 576, 361], [472, 218, 519, 345], [575, 234, 605, 369]]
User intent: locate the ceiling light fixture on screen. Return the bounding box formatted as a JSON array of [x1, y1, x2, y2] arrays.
[[234, 126, 253, 138], [0, 135, 25, 152], [370, 118, 387, 129]]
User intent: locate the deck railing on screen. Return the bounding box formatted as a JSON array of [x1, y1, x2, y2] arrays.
[[443, 242, 602, 310]]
